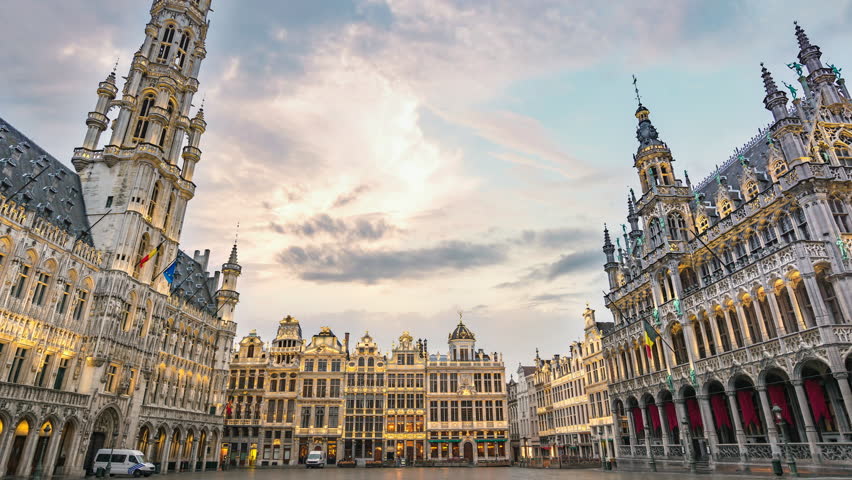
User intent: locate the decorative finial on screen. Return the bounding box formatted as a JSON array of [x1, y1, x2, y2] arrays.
[[632, 74, 642, 106], [761, 63, 780, 95], [112, 57, 120, 75], [457, 309, 464, 322], [234, 220, 240, 245], [200, 93, 206, 111]]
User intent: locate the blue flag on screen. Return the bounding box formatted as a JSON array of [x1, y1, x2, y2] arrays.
[[162, 259, 178, 285]]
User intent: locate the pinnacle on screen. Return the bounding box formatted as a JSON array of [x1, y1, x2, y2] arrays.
[[794, 21, 811, 51], [761, 63, 779, 95]]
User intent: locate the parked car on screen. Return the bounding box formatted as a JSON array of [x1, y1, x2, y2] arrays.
[[92, 449, 155, 477], [305, 451, 325, 468]]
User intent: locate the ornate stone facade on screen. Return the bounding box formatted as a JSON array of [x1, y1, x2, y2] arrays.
[[600, 24, 852, 474], [0, 1, 239, 476], [223, 317, 508, 466]]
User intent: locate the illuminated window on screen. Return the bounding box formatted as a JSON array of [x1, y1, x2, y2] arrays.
[[73, 289, 88, 321], [31, 272, 50, 306]]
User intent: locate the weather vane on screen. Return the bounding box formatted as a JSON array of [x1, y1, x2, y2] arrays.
[[632, 74, 642, 105]]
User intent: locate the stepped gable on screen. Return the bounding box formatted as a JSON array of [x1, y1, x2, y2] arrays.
[[0, 117, 92, 244]]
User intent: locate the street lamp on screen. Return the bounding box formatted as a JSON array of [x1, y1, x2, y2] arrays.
[[104, 430, 120, 477], [646, 425, 657, 472], [772, 404, 798, 477], [32, 423, 52, 479], [681, 420, 696, 474]]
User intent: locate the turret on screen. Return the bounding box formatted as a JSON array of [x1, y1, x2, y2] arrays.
[[603, 225, 618, 289], [448, 315, 476, 361], [216, 242, 241, 324], [182, 107, 206, 182], [74, 70, 118, 168], [793, 22, 844, 109], [761, 63, 808, 165], [631, 78, 678, 194]]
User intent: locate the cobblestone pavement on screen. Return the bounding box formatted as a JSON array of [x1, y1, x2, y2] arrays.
[[160, 467, 843, 480]]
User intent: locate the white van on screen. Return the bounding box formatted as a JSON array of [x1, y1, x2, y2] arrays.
[[93, 449, 156, 477], [305, 450, 325, 468]]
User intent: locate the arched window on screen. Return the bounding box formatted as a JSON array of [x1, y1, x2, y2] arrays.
[[358, 357, 365, 367], [728, 308, 744, 348], [793, 280, 815, 327], [775, 283, 799, 333], [747, 231, 762, 254], [122, 292, 137, 331], [719, 199, 733, 218], [696, 215, 709, 233], [732, 240, 748, 264], [648, 217, 663, 248], [667, 212, 686, 240], [247, 345, 255, 358], [829, 196, 851, 232], [157, 24, 177, 63], [742, 301, 762, 343], [132, 94, 156, 142], [778, 213, 797, 243], [134, 233, 150, 278], [367, 357, 375, 367], [148, 182, 161, 219], [158, 101, 176, 147], [679, 265, 698, 293], [174, 31, 192, 69]]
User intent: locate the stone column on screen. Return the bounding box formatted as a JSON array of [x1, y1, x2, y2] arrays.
[[0, 427, 17, 476], [705, 310, 725, 353], [681, 322, 700, 365], [611, 411, 622, 458], [722, 308, 740, 349], [765, 288, 789, 336], [201, 439, 210, 472], [189, 436, 201, 472], [16, 427, 39, 477], [734, 302, 754, 345], [697, 320, 712, 358], [674, 399, 690, 465], [833, 372, 852, 432], [756, 386, 781, 456], [801, 272, 829, 326], [625, 406, 637, 449], [42, 429, 65, 477], [160, 434, 172, 474], [656, 403, 670, 454], [791, 380, 820, 458], [784, 283, 808, 331], [697, 395, 719, 457], [750, 297, 772, 340], [726, 390, 747, 461]]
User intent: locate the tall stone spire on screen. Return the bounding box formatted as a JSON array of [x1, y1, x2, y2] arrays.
[[794, 21, 811, 51], [793, 21, 843, 107], [603, 224, 619, 289], [761, 63, 789, 122]]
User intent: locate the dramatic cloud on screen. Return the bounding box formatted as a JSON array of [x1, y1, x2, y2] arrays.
[[515, 227, 598, 250], [272, 213, 399, 242], [278, 241, 508, 283], [332, 184, 371, 208]]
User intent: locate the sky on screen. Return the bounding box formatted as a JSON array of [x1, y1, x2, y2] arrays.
[[2, 1, 852, 373]]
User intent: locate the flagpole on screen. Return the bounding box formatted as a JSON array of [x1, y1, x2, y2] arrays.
[[154, 254, 179, 280]]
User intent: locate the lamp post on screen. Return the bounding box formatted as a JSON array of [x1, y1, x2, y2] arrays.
[[646, 426, 657, 472], [682, 420, 696, 474], [772, 405, 798, 477], [104, 430, 120, 477], [521, 437, 528, 467], [32, 423, 52, 479]]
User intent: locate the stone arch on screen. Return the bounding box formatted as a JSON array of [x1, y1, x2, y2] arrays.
[[759, 365, 804, 442], [796, 358, 849, 439], [52, 416, 80, 476], [3, 414, 37, 476], [82, 405, 122, 474]]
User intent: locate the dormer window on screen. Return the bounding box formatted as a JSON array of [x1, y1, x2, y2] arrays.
[[772, 160, 788, 179], [719, 200, 733, 218], [745, 181, 759, 200]]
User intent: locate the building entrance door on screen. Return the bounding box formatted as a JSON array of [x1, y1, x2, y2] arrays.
[[463, 442, 473, 462]]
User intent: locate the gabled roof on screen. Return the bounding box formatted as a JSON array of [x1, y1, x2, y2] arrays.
[[0, 117, 92, 244]]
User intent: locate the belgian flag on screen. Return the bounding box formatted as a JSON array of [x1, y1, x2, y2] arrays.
[[643, 320, 660, 359]]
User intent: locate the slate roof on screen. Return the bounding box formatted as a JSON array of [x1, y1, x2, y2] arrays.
[[519, 365, 537, 376], [170, 250, 219, 316], [0, 117, 92, 244], [596, 322, 615, 335]]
